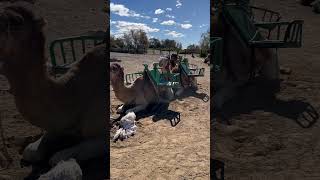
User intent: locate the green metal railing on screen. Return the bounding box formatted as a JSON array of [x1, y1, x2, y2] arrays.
[[125, 72, 143, 85], [179, 58, 205, 77], [222, 4, 303, 48], [49, 35, 105, 74], [144, 63, 180, 88]]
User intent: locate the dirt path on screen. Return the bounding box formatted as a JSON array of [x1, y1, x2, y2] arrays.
[[0, 1, 105, 179], [110, 53, 210, 179], [213, 1, 320, 179]]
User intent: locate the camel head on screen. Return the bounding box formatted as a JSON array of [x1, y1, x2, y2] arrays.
[[0, 2, 46, 75], [110, 63, 124, 83]]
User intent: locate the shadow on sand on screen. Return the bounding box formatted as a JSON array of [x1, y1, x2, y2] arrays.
[[176, 88, 210, 102], [215, 81, 319, 128], [112, 88, 209, 127]]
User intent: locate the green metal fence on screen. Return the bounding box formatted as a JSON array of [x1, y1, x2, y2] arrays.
[[49, 35, 105, 75]]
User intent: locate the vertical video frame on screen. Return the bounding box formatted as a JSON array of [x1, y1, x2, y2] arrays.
[[110, 0, 211, 179], [0, 0, 108, 179], [212, 0, 320, 179]]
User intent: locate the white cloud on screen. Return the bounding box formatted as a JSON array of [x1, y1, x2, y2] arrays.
[[176, 0, 182, 8], [180, 23, 192, 29], [155, 9, 165, 14], [160, 20, 176, 25], [199, 24, 208, 28], [166, 8, 172, 11], [152, 18, 158, 23], [110, 20, 116, 25], [184, 20, 190, 23], [112, 21, 160, 37], [165, 14, 175, 19], [165, 30, 184, 38], [110, 3, 149, 19]]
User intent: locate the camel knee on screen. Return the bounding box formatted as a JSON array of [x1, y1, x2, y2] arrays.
[[175, 88, 184, 96], [166, 88, 174, 100], [125, 104, 147, 114]]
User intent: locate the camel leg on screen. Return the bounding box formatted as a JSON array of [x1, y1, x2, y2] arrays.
[[49, 137, 105, 167], [213, 87, 236, 109], [175, 87, 184, 97], [259, 49, 280, 80], [213, 80, 247, 109], [125, 104, 148, 114], [22, 133, 81, 165], [22, 133, 60, 164], [166, 87, 174, 100]]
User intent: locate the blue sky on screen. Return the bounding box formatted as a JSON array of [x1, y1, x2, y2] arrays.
[[110, 0, 210, 48]]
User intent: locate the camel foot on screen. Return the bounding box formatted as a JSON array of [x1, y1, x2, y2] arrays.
[[175, 88, 184, 97]]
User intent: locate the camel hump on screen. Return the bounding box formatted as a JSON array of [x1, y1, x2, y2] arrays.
[[60, 44, 106, 100]]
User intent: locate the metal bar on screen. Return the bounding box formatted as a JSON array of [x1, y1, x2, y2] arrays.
[[262, 10, 267, 21], [81, 39, 86, 54], [59, 42, 67, 64], [70, 40, 76, 62]]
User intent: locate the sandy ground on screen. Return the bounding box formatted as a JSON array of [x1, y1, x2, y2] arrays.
[[110, 52, 210, 179], [213, 0, 320, 179], [0, 0, 105, 179]]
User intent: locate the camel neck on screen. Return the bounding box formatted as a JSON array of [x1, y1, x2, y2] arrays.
[[111, 78, 132, 102], [111, 78, 126, 91], [5, 53, 53, 97]]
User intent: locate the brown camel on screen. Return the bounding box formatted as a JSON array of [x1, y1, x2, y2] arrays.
[[110, 63, 161, 114], [0, 2, 106, 174], [212, 4, 279, 108]]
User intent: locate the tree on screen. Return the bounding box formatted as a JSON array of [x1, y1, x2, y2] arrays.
[[161, 39, 177, 50], [199, 30, 210, 57], [123, 33, 133, 50], [176, 42, 183, 50], [122, 29, 149, 53], [199, 30, 210, 51], [149, 38, 161, 49], [110, 36, 125, 49], [187, 44, 200, 54]]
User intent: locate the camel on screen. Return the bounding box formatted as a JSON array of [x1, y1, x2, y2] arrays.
[[110, 63, 161, 114], [0, 2, 106, 178], [212, 3, 280, 109]]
